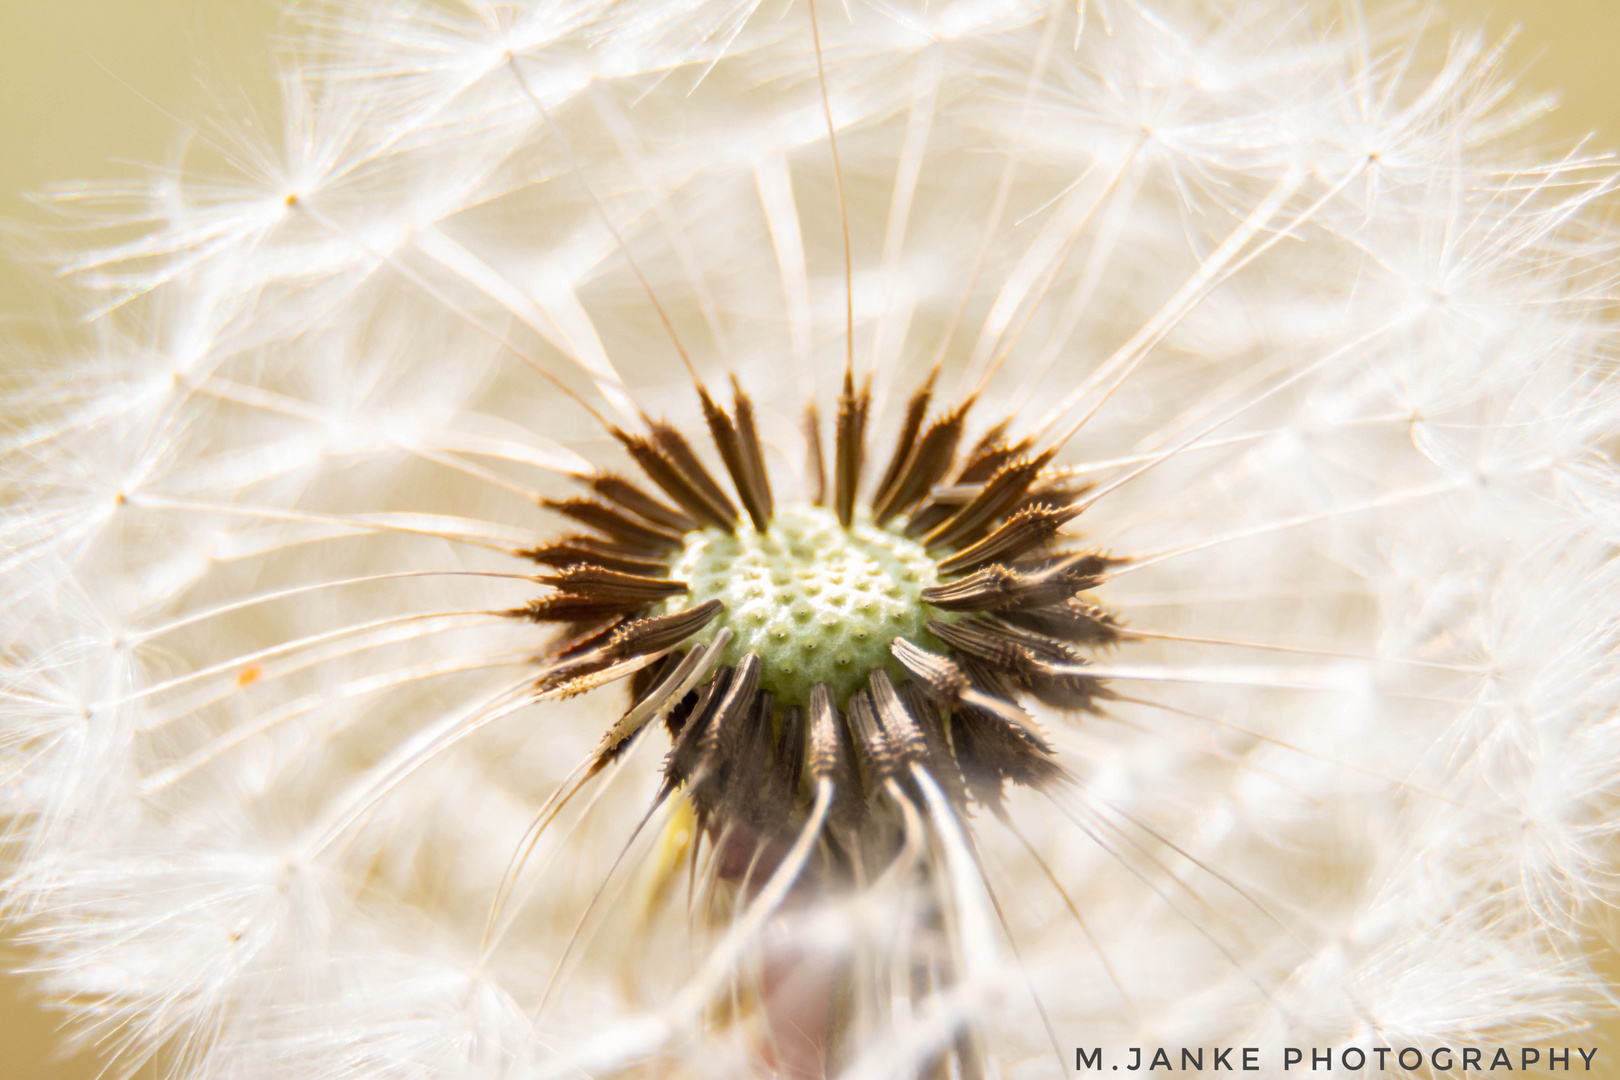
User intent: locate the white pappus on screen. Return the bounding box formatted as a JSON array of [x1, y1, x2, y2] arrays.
[[2, 1, 1619, 1078]]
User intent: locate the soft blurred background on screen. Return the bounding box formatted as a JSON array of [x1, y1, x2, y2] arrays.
[[2, 0, 1617, 1075]]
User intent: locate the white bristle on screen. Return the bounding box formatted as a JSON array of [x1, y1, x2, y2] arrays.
[[4, 1, 1619, 1077]]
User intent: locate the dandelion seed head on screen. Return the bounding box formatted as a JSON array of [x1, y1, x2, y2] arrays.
[[6, 0, 1620, 1075]]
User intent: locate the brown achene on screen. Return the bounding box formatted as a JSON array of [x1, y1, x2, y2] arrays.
[[509, 369, 1130, 850]]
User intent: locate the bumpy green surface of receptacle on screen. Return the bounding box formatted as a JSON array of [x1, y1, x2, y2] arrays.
[[663, 505, 943, 706]]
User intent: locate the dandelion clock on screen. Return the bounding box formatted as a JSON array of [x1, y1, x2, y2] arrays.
[[4, 1, 1619, 1077]]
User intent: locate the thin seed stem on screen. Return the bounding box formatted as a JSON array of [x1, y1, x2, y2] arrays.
[[506, 53, 706, 392], [131, 570, 539, 644], [289, 198, 620, 433], [806, 0, 853, 375]]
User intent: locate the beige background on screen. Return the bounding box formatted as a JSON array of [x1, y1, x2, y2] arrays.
[[2, 1, 1617, 1075]]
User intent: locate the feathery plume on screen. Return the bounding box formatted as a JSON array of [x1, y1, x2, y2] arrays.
[[4, 1, 1620, 1077]]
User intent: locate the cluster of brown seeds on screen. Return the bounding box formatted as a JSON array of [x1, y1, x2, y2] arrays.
[[510, 370, 1128, 851]]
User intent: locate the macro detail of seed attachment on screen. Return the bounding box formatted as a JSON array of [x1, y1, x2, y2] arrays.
[[512, 370, 1126, 860]]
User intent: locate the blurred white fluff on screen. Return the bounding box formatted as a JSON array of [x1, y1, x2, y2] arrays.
[[4, 0, 1619, 1076]]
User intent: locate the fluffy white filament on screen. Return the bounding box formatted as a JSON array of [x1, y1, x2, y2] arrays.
[[4, 1, 1618, 1077]]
